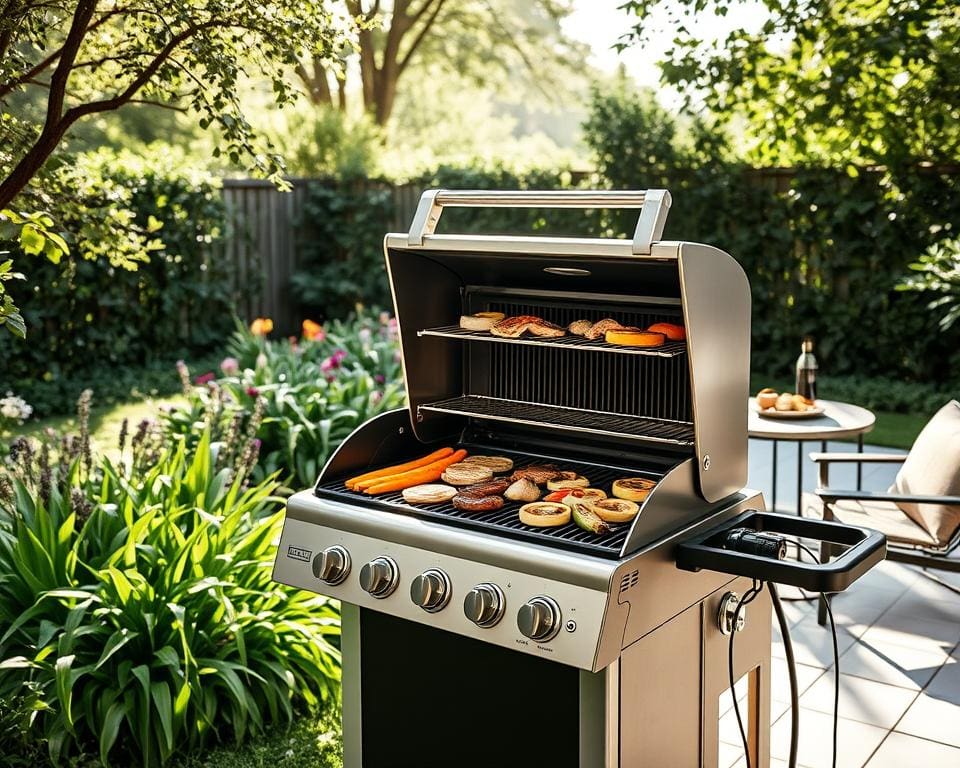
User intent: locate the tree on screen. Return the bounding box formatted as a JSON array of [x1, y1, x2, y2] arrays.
[[0, 0, 349, 334], [620, 0, 960, 167], [295, 0, 585, 126]]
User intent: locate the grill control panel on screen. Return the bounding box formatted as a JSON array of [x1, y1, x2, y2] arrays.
[[274, 513, 612, 670]]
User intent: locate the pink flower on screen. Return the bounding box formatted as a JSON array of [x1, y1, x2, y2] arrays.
[[220, 356, 239, 375], [321, 349, 348, 373], [372, 390, 383, 404], [194, 372, 216, 385], [374, 374, 385, 384], [246, 386, 259, 397]]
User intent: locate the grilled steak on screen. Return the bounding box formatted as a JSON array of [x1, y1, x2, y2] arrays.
[[585, 318, 624, 340], [509, 464, 562, 485], [452, 494, 505, 513], [527, 318, 566, 338], [456, 478, 510, 499], [490, 315, 539, 338]]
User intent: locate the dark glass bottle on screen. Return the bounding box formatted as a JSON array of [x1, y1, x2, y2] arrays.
[[795, 336, 818, 400]]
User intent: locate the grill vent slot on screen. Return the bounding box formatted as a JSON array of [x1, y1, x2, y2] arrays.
[[619, 570, 640, 593]]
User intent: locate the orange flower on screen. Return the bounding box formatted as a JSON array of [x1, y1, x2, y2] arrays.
[[250, 317, 274, 336], [302, 318, 325, 341]]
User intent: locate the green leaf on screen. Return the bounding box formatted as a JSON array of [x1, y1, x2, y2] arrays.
[[19, 223, 45, 255], [99, 700, 128, 765]]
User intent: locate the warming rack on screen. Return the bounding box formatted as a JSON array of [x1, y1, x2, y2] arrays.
[[417, 324, 687, 358], [417, 395, 696, 447]]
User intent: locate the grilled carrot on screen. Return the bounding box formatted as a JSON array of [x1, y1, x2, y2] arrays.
[[363, 449, 468, 494], [345, 447, 454, 490]]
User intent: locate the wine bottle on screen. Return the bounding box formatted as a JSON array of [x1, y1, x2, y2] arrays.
[[795, 336, 818, 401]]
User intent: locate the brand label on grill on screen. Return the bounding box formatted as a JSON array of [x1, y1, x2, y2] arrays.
[[287, 546, 312, 562]]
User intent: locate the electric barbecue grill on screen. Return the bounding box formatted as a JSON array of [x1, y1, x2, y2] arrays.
[[272, 190, 885, 768]]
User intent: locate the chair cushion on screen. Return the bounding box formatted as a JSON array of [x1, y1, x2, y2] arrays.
[[802, 492, 937, 547], [889, 400, 960, 545]]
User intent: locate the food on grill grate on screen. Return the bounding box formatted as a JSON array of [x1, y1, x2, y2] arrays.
[[570, 500, 613, 535], [612, 477, 656, 502], [646, 322, 686, 341], [518, 502, 571, 527], [510, 464, 562, 485], [456, 478, 511, 499], [604, 328, 666, 347], [462, 455, 514, 473], [592, 498, 640, 523], [345, 447, 455, 490], [401, 484, 459, 504], [453, 494, 505, 513], [504, 478, 541, 502], [546, 474, 590, 491], [360, 449, 469, 494], [567, 319, 593, 336], [563, 488, 607, 505], [584, 318, 623, 340], [459, 311, 505, 331], [442, 462, 495, 486]]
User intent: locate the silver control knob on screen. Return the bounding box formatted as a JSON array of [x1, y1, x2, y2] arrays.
[[410, 569, 451, 613], [517, 596, 561, 642], [312, 545, 351, 585], [359, 556, 399, 598], [463, 583, 505, 628]]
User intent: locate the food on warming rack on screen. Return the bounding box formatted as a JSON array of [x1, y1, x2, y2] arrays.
[[402, 484, 459, 504], [346, 447, 454, 490], [604, 328, 666, 347], [567, 319, 593, 336], [546, 474, 590, 491], [592, 498, 640, 523], [518, 502, 571, 528], [459, 311, 505, 331], [527, 318, 566, 338], [462, 455, 514, 473], [455, 478, 511, 499], [441, 462, 494, 486], [453, 494, 505, 513], [775, 393, 794, 411], [755, 388, 779, 410], [504, 478, 541, 502], [359, 449, 469, 494], [584, 318, 623, 340], [646, 322, 686, 341], [509, 464, 561, 485], [570, 500, 613, 535], [489, 315, 539, 338], [611, 477, 656, 502]]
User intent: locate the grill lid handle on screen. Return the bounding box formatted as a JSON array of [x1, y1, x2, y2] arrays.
[[407, 188, 672, 255]]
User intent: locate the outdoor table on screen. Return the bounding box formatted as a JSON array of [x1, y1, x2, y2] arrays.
[[747, 398, 876, 514]]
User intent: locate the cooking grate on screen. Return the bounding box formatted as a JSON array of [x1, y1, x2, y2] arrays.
[[418, 324, 687, 358], [313, 448, 665, 558], [418, 395, 695, 447]]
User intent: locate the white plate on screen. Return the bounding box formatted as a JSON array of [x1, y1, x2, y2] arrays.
[[752, 402, 825, 419]]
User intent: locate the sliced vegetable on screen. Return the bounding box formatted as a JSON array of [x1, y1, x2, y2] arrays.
[[544, 488, 584, 503], [346, 447, 454, 489], [591, 498, 639, 523], [570, 501, 612, 535], [518, 502, 571, 528], [546, 475, 589, 491]]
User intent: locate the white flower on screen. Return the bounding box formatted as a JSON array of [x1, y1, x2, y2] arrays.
[[0, 394, 32, 424]]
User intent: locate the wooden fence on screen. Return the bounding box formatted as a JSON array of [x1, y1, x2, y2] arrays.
[[220, 178, 423, 334]]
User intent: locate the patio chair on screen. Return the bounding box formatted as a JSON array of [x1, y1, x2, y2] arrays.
[[804, 400, 960, 625]]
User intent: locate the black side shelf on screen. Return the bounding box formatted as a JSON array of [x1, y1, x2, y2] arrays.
[[675, 511, 887, 593]]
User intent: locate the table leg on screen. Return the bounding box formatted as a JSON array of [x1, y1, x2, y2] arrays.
[[771, 439, 778, 512], [857, 434, 864, 490], [796, 439, 803, 517]]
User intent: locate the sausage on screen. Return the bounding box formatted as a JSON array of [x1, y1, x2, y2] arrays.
[[455, 478, 510, 499]]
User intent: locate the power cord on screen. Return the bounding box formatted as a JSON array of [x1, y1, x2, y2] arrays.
[[723, 531, 841, 768]]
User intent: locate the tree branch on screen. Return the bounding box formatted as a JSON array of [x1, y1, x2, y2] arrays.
[[397, 0, 447, 74]]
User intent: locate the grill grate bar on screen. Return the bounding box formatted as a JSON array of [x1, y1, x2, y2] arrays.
[[419, 395, 696, 447], [314, 448, 665, 558], [418, 324, 687, 358]]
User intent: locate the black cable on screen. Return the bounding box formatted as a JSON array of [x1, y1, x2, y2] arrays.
[[728, 578, 763, 768], [768, 582, 799, 768], [795, 540, 840, 768]]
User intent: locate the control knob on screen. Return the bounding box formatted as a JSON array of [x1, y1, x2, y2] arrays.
[[311, 545, 351, 585], [410, 569, 451, 612], [359, 556, 399, 598], [517, 596, 561, 642], [463, 583, 505, 628]]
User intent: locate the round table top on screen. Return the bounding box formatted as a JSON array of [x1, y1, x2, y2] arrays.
[[747, 398, 876, 441]]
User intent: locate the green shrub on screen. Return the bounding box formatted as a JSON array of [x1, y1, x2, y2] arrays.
[[162, 311, 405, 491], [0, 146, 241, 417], [0, 421, 340, 766]]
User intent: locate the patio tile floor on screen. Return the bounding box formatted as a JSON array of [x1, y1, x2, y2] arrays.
[[717, 440, 960, 767]]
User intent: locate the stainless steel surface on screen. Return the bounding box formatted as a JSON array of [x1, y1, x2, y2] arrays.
[[312, 545, 351, 585], [517, 595, 562, 642], [406, 188, 671, 255], [718, 591, 746, 635], [358, 556, 399, 598], [578, 663, 619, 768], [410, 568, 451, 613], [462, 582, 505, 628]]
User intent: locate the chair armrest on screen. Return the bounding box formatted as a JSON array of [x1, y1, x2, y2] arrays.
[[809, 452, 906, 464], [816, 488, 960, 505]]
